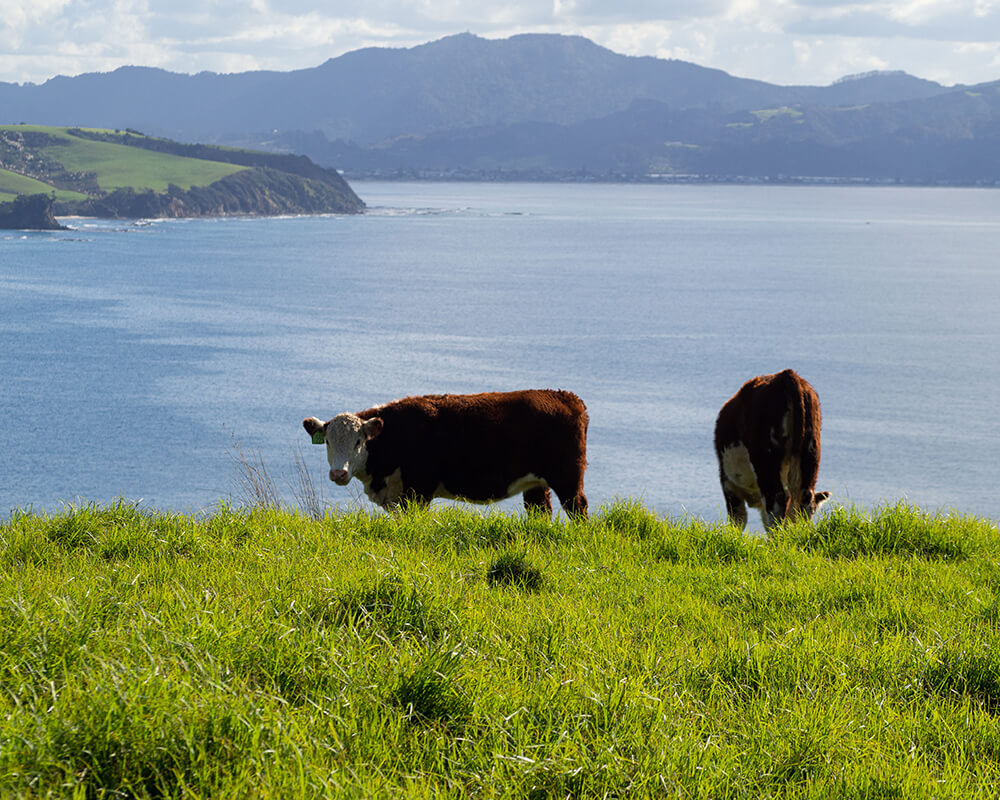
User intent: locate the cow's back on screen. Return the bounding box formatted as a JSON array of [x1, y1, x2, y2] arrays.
[[359, 389, 588, 504], [715, 369, 817, 452]]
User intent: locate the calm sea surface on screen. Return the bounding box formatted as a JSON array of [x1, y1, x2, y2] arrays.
[[2, 182, 999, 527]]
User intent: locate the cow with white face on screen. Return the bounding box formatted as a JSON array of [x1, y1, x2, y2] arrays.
[[317, 413, 384, 486], [303, 389, 589, 518]]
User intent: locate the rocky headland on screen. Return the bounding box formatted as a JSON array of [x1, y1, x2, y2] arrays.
[[0, 193, 67, 230]]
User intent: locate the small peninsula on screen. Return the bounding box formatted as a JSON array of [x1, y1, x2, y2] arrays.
[[0, 125, 364, 226]]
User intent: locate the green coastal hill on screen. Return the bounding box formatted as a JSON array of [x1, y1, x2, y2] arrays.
[[0, 124, 364, 226]]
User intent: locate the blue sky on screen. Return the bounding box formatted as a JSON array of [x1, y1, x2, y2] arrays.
[[1, 0, 998, 86]]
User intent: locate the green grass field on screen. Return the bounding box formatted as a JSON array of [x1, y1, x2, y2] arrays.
[[1, 499, 998, 798], [1, 125, 247, 195], [0, 167, 89, 203]]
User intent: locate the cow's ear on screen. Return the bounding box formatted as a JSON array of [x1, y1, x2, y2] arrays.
[[303, 417, 325, 436], [813, 490, 831, 509], [362, 417, 384, 440]]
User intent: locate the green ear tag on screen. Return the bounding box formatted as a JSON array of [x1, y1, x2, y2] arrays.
[[311, 431, 325, 445]]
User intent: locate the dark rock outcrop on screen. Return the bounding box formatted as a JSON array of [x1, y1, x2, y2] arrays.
[[0, 193, 67, 230]]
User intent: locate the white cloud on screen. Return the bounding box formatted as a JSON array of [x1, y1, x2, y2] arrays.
[[0, 0, 997, 86], [786, 0, 1000, 40], [0, 0, 74, 26], [553, 0, 729, 22]]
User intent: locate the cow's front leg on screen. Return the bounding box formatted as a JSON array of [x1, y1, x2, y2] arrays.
[[395, 493, 431, 514], [523, 487, 553, 517], [758, 479, 790, 530], [559, 492, 588, 521]]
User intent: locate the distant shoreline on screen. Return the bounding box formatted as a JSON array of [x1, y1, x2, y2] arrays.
[[346, 172, 1000, 188]]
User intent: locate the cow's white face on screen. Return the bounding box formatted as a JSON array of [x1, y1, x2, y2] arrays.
[[303, 413, 383, 485]]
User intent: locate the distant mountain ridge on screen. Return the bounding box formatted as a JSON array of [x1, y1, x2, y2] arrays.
[[0, 34, 953, 144], [2, 33, 996, 183]]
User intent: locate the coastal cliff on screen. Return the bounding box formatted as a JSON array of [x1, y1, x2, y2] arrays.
[[56, 167, 363, 219], [0, 193, 67, 230], [1, 125, 364, 221]]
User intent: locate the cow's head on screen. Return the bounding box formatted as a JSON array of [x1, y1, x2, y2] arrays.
[[765, 488, 831, 529], [802, 489, 831, 519], [302, 413, 384, 485]]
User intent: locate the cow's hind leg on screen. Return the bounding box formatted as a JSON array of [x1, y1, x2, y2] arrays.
[[722, 482, 748, 530], [523, 487, 553, 517], [549, 464, 588, 521]]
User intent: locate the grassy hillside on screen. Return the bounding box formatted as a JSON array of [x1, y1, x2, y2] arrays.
[[1, 500, 998, 797], [42, 129, 247, 192], [0, 166, 88, 203], [1, 124, 247, 194], [0, 124, 363, 218]]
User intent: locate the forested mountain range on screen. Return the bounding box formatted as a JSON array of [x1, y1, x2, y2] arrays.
[[3, 33, 997, 183]]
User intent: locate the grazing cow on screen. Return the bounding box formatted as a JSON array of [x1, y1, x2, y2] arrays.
[[714, 369, 830, 529], [303, 389, 589, 518]]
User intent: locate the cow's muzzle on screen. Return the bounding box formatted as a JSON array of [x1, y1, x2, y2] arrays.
[[329, 469, 350, 485]]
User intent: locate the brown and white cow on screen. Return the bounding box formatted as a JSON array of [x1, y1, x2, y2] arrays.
[[714, 369, 830, 530], [303, 389, 589, 518]]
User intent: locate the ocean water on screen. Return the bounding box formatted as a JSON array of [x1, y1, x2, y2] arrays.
[[2, 182, 999, 527]]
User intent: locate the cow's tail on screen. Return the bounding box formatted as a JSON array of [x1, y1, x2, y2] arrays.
[[780, 369, 808, 512]]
